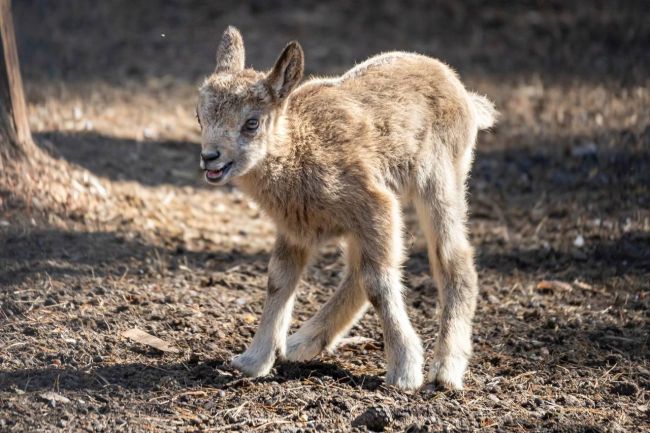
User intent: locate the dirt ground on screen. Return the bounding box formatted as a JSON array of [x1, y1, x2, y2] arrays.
[[1, 1, 649, 432]]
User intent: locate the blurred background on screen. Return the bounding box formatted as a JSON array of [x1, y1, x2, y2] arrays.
[[1, 1, 648, 432]]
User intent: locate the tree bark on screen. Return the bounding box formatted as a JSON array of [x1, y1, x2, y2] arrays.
[[0, 0, 33, 165]]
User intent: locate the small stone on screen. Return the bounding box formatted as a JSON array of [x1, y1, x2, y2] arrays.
[[558, 394, 580, 406], [39, 391, 71, 407], [610, 382, 638, 396], [570, 142, 597, 157], [406, 424, 428, 433], [142, 127, 157, 139], [351, 406, 393, 432], [573, 234, 585, 248]]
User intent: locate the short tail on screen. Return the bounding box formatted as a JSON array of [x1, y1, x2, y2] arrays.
[[469, 92, 498, 130]]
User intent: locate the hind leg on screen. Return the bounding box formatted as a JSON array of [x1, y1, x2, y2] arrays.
[[285, 253, 368, 362], [414, 166, 478, 389], [355, 189, 423, 390], [286, 226, 423, 371]]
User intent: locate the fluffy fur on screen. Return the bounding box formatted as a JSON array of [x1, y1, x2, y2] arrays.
[[196, 27, 496, 390]]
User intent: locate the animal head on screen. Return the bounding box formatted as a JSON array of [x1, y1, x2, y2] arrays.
[[197, 26, 304, 185]]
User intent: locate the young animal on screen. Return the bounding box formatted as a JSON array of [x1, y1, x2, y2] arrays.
[[197, 27, 496, 390]]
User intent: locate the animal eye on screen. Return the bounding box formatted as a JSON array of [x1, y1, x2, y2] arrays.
[[244, 118, 259, 131]]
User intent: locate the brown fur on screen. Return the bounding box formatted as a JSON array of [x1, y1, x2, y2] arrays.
[[197, 27, 496, 390]]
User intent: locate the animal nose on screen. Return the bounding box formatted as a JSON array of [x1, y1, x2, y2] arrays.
[[200, 150, 220, 162]]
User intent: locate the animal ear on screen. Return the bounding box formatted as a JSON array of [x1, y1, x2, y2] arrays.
[[215, 26, 245, 73], [266, 41, 304, 100]]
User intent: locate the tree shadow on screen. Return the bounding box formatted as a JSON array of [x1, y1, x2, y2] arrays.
[[471, 129, 650, 212], [0, 358, 382, 394], [476, 231, 650, 280], [467, 127, 649, 281], [0, 360, 233, 393], [36, 131, 204, 188], [274, 361, 384, 391], [0, 226, 268, 287], [478, 314, 649, 382]]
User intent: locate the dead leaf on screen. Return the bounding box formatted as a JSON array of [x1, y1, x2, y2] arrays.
[[122, 328, 179, 353], [573, 280, 593, 290], [337, 336, 379, 350], [242, 313, 256, 324], [536, 280, 573, 292], [39, 391, 70, 406]]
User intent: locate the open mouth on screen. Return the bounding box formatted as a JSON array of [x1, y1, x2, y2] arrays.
[[204, 161, 233, 183]]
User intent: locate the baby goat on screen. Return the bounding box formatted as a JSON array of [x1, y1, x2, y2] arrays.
[[197, 27, 496, 390]]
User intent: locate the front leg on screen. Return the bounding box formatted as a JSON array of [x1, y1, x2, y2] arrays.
[[231, 236, 310, 377]]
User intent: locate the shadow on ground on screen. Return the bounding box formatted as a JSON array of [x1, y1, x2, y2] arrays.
[[36, 132, 204, 188], [0, 226, 268, 287], [0, 359, 385, 394], [476, 231, 650, 278], [1, 320, 646, 394]]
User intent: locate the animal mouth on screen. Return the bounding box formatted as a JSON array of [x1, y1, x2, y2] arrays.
[[204, 161, 233, 183]]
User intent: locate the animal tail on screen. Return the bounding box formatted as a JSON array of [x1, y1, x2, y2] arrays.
[[469, 92, 498, 130]]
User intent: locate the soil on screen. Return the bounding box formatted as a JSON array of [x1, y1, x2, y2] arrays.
[[1, 1, 649, 432]]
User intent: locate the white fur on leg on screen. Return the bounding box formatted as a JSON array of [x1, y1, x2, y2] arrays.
[[231, 292, 294, 377], [368, 269, 424, 391], [428, 318, 472, 389], [384, 328, 424, 390], [358, 199, 424, 391], [428, 353, 467, 389], [231, 295, 292, 377], [382, 298, 424, 390], [387, 365, 424, 390], [231, 238, 307, 378]]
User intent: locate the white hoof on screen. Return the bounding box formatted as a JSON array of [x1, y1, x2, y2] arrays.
[[428, 354, 467, 390], [385, 348, 424, 390], [386, 366, 424, 390], [285, 331, 326, 362], [231, 351, 274, 377]]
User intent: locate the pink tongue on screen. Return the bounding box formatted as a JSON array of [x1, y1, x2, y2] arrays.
[[207, 170, 221, 179]]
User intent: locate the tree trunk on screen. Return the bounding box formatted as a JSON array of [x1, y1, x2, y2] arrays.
[[0, 0, 33, 166]]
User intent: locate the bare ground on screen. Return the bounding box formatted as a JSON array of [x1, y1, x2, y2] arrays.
[[1, 1, 649, 432]]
